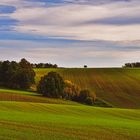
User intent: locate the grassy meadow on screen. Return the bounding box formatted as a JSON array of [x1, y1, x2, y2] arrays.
[[0, 101, 139, 140], [0, 68, 139, 140]]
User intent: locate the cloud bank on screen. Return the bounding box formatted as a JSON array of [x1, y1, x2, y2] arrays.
[[0, 0, 140, 66]]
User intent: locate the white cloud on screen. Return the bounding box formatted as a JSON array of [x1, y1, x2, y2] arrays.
[[0, 0, 45, 8], [0, 40, 139, 67], [6, 0, 140, 41], [0, 0, 140, 66], [1, 0, 140, 41]]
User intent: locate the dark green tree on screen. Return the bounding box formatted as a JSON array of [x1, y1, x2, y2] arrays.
[[19, 58, 34, 70], [0, 58, 35, 90], [6, 61, 20, 88], [0, 60, 10, 84], [37, 72, 65, 98], [18, 58, 35, 89]]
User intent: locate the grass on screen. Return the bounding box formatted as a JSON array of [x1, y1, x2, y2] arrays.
[[0, 101, 139, 140], [34, 68, 140, 108], [0, 88, 78, 105]]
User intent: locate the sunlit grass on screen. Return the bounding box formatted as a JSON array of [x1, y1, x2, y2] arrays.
[[0, 101, 139, 140]]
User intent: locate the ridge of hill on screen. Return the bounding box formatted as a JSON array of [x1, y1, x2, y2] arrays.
[[35, 68, 140, 108]]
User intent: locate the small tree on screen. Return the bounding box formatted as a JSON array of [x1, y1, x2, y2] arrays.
[[37, 72, 65, 98], [63, 80, 80, 100]]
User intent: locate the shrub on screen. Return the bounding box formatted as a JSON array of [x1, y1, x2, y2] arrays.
[[85, 97, 94, 105], [63, 81, 96, 105], [78, 89, 95, 105], [37, 72, 65, 98]]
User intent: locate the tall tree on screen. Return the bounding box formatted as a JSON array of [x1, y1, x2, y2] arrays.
[[37, 72, 64, 98], [18, 58, 35, 89]]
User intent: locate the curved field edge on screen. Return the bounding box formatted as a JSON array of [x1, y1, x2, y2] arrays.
[[34, 68, 140, 108], [0, 101, 139, 140], [0, 88, 78, 105]]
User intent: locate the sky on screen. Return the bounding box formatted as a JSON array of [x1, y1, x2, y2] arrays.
[[0, 0, 140, 67]]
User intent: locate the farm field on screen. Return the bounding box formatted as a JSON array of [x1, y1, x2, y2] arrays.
[[35, 68, 140, 109], [0, 68, 139, 140], [0, 101, 139, 140]]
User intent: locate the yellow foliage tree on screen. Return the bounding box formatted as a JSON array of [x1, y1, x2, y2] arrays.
[[63, 80, 80, 100]]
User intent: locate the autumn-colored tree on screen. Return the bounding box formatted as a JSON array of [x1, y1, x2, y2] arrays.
[[63, 80, 80, 100]]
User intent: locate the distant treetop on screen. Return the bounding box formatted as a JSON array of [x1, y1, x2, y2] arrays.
[[123, 62, 140, 68], [31, 63, 58, 68]]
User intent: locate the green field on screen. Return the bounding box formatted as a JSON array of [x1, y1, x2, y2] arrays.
[[35, 68, 140, 108], [0, 101, 139, 140], [0, 68, 140, 140]]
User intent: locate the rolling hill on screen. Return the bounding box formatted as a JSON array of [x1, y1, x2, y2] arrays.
[[0, 101, 139, 140], [35, 68, 140, 108], [0, 68, 139, 140]]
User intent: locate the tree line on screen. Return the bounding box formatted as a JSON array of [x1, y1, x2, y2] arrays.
[[123, 62, 140, 68], [31, 63, 58, 68], [0, 58, 96, 105], [0, 58, 35, 89]]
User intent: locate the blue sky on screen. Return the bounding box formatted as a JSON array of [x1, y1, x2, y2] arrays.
[[0, 0, 140, 67]]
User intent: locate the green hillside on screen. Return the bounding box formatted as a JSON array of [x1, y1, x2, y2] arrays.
[[35, 68, 140, 108], [0, 68, 139, 140], [0, 101, 139, 140]]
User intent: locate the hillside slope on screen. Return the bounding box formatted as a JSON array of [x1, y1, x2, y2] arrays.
[[0, 88, 78, 105], [35, 68, 140, 108], [0, 101, 139, 140]]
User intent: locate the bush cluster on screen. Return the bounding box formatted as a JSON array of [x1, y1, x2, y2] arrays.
[[37, 72, 96, 105], [77, 90, 95, 105], [63, 80, 95, 105]]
